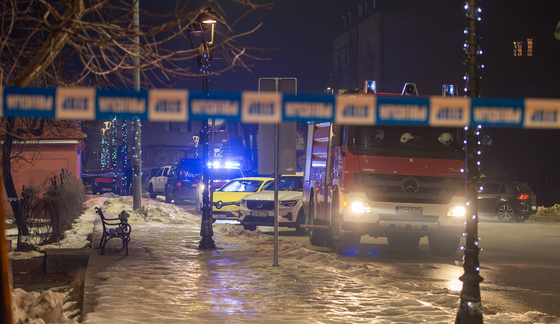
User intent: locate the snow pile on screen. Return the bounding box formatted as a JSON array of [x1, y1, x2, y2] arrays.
[[98, 196, 199, 226], [519, 312, 560, 323], [11, 288, 76, 324], [536, 204, 560, 216]]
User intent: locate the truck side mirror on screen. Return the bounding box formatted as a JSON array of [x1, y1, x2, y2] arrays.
[[482, 135, 493, 146]]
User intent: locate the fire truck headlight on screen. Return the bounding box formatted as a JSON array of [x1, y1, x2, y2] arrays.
[[447, 206, 466, 217], [351, 201, 371, 213]]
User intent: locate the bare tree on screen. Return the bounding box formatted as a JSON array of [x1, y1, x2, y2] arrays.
[[0, 0, 272, 88], [0, 0, 271, 248]]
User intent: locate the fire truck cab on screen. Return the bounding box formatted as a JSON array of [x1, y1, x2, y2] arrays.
[[303, 83, 466, 256]]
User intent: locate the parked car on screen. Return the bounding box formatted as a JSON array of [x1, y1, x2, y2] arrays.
[[239, 173, 305, 233], [211, 177, 273, 222], [477, 180, 538, 222], [164, 159, 203, 204], [148, 166, 171, 198], [92, 177, 121, 195]]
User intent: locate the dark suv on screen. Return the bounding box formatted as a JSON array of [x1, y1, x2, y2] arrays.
[[164, 159, 203, 204], [477, 180, 537, 222]]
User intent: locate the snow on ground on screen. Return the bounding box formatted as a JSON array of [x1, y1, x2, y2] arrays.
[[5, 196, 560, 323]]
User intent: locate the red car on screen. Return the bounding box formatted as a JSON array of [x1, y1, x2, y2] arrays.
[[92, 177, 122, 195]]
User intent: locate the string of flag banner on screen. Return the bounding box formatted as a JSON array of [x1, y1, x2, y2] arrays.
[[1, 86, 559, 128]]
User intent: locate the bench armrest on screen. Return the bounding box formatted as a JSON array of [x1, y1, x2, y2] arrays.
[[103, 220, 123, 225]]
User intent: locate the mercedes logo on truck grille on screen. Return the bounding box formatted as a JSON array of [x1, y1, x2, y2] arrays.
[[402, 177, 419, 194]]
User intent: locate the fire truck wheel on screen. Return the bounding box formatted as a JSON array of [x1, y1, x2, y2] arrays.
[[309, 228, 327, 246], [330, 215, 360, 255], [333, 234, 360, 255], [428, 234, 460, 257], [294, 209, 306, 235], [308, 197, 327, 246]]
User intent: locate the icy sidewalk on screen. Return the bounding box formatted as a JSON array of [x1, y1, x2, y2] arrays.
[[82, 197, 553, 324]]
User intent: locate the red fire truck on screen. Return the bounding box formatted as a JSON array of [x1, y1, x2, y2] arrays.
[[302, 84, 466, 256]]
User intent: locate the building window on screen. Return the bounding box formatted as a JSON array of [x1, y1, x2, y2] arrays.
[[513, 41, 523, 56], [527, 38, 533, 56]]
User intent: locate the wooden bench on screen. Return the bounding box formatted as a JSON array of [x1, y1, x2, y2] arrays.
[[95, 207, 132, 255]]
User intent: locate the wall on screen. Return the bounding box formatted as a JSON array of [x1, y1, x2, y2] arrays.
[[3, 142, 83, 217]]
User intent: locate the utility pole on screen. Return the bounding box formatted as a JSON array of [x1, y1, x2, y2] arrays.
[[132, 0, 142, 210], [456, 0, 483, 322], [273, 123, 279, 267]]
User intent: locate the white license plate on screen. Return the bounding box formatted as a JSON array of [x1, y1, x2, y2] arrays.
[[396, 206, 423, 214], [251, 211, 268, 217], [532, 206, 537, 210]]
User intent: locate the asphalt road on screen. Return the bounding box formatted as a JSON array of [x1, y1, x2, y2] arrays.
[[178, 202, 560, 318]]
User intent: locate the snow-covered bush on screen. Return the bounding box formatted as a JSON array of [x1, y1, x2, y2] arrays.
[[536, 204, 560, 216]]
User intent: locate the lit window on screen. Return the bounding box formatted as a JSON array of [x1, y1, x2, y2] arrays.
[[527, 38, 533, 56], [513, 41, 523, 56]]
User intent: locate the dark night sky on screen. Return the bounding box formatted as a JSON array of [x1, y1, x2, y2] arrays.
[[223, 0, 350, 93], [141, 0, 560, 95], [166, 0, 352, 93]]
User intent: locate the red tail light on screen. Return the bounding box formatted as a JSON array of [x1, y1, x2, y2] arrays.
[[176, 181, 181, 188], [517, 194, 529, 200]]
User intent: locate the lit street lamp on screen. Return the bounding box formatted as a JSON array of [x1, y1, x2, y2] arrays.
[[192, 7, 219, 250]]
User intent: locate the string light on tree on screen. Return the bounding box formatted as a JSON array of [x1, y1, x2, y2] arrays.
[[121, 119, 129, 194], [111, 117, 118, 192], [101, 121, 111, 169]]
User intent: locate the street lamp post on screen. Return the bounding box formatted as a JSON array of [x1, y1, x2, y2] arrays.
[[196, 8, 218, 250], [456, 0, 483, 323]]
